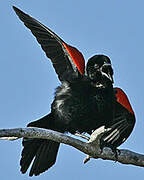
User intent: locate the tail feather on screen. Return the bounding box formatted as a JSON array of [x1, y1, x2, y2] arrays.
[[20, 139, 43, 173], [20, 114, 61, 176], [29, 140, 60, 176]]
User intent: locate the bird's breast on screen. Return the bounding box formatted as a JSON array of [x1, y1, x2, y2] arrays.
[[52, 81, 114, 133]]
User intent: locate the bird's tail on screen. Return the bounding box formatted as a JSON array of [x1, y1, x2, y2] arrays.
[[20, 114, 60, 176]]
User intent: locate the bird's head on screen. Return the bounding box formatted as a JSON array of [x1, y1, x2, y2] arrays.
[[86, 55, 114, 87]]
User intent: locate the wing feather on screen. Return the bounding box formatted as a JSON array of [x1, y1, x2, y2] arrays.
[[13, 6, 85, 81], [102, 88, 135, 148]]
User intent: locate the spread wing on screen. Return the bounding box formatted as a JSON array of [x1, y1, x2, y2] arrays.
[[102, 87, 135, 148], [13, 6, 85, 81]]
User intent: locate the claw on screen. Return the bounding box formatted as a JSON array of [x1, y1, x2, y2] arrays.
[[111, 147, 121, 161], [83, 155, 91, 164]]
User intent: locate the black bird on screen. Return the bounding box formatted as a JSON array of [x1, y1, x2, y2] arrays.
[[13, 6, 135, 176]]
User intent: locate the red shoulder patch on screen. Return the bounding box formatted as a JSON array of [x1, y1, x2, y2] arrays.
[[114, 87, 134, 115], [63, 42, 85, 75]]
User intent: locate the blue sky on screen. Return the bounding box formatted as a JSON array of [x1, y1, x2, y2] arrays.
[[0, 0, 144, 179]]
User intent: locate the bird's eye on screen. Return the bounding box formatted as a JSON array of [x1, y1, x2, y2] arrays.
[[94, 64, 99, 69]]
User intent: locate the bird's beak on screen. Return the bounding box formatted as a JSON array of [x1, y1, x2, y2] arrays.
[[101, 63, 114, 83], [101, 71, 114, 83]]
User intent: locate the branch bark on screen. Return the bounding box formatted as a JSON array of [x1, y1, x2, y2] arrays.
[[0, 127, 144, 168]]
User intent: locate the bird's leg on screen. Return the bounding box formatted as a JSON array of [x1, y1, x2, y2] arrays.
[[74, 132, 92, 163]]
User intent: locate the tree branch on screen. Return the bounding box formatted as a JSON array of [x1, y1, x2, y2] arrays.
[[0, 127, 144, 168]]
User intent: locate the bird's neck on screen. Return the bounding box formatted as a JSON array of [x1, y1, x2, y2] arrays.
[[91, 80, 113, 89]]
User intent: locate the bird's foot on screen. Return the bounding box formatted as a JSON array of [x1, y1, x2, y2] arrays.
[[99, 140, 120, 161]]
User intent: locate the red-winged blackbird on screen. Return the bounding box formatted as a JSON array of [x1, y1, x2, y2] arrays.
[[13, 6, 135, 176]]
